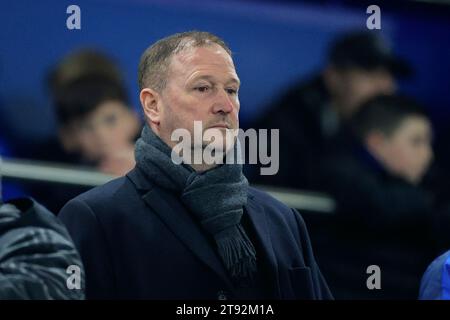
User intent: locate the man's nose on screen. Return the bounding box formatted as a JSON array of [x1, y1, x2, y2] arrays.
[[212, 89, 234, 114]]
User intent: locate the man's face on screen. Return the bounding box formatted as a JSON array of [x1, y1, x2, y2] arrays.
[[154, 45, 240, 152], [371, 116, 433, 184], [326, 67, 396, 118]]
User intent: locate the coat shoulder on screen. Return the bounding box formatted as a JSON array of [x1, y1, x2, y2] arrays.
[[79, 175, 129, 198], [248, 186, 290, 210], [247, 186, 302, 225], [59, 175, 139, 218]]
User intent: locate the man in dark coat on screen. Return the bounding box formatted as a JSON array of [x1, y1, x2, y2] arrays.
[[58, 31, 332, 300]]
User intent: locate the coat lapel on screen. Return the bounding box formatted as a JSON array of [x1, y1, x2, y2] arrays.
[[245, 194, 282, 299], [127, 168, 281, 298], [127, 168, 236, 294]]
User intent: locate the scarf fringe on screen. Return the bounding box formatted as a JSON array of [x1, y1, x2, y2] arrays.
[[216, 234, 257, 284]]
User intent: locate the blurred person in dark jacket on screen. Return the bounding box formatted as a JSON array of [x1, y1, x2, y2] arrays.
[[0, 197, 84, 299], [249, 31, 411, 190], [313, 94, 450, 299]]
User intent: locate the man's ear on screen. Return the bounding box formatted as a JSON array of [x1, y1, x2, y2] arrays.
[[140, 88, 161, 127]]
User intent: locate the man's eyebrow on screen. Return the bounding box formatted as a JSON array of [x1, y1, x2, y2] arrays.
[[190, 75, 240, 86], [226, 78, 241, 86]]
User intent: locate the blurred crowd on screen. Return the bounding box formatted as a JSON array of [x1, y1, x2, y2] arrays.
[[248, 31, 450, 299]]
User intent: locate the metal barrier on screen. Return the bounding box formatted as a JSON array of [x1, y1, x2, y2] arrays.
[[0, 157, 335, 214]]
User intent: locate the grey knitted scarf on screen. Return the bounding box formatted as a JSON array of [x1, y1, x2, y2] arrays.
[[134, 125, 257, 284]]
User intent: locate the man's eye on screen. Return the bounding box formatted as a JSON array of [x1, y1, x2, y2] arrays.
[[195, 86, 210, 92], [226, 88, 238, 95]]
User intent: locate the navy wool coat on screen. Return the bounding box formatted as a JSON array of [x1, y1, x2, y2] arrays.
[[59, 167, 332, 300]]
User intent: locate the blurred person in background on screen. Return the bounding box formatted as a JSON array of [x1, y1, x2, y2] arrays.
[[0, 196, 84, 299], [47, 50, 141, 175], [312, 94, 450, 299], [0, 139, 27, 200], [249, 31, 411, 190], [24, 50, 142, 213], [419, 249, 450, 300], [53, 75, 140, 175]]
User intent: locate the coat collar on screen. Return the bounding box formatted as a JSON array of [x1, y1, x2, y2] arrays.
[[126, 167, 280, 298]]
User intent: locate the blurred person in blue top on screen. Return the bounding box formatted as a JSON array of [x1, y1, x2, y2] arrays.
[[419, 250, 450, 300], [0, 137, 27, 200]]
